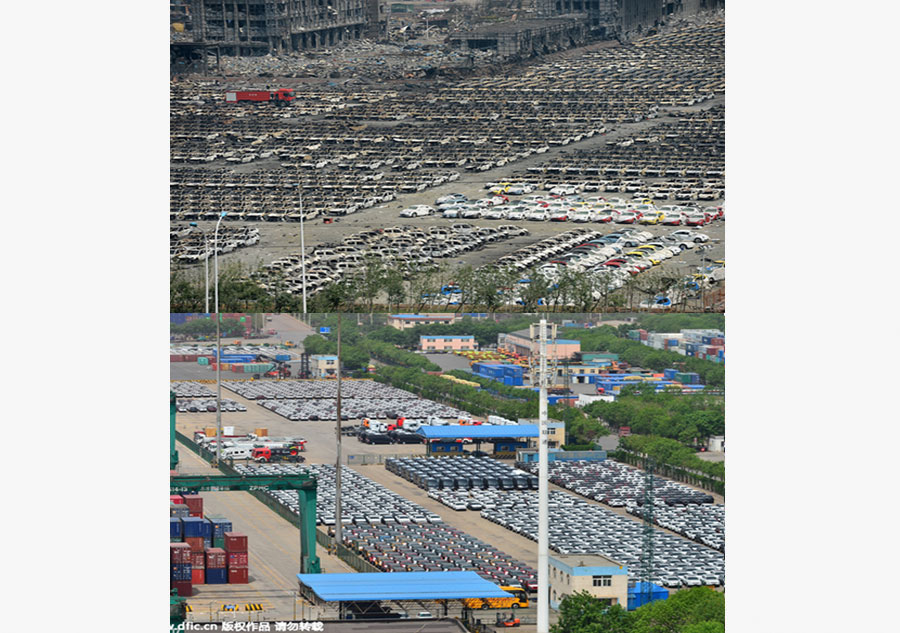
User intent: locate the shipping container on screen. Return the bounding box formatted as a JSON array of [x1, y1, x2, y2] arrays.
[[170, 543, 192, 564], [227, 552, 249, 567], [191, 568, 205, 585], [627, 582, 668, 610], [228, 567, 249, 584], [198, 357, 209, 365], [254, 428, 268, 437], [181, 517, 206, 538], [170, 518, 183, 540], [182, 495, 204, 517], [224, 532, 248, 552], [171, 580, 193, 597], [171, 563, 192, 582], [190, 551, 206, 569], [184, 537, 205, 552], [205, 567, 228, 584], [206, 516, 233, 540], [170, 495, 185, 505], [206, 548, 227, 569]]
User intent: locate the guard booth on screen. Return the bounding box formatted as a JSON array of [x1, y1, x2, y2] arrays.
[[427, 441, 465, 454]]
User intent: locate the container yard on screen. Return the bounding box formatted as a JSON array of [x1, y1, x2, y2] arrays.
[[171, 321, 725, 627]]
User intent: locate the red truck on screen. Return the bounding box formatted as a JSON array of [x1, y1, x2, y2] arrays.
[[224, 89, 295, 104]]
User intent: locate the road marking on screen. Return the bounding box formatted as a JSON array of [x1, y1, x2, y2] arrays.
[[245, 603, 264, 611]]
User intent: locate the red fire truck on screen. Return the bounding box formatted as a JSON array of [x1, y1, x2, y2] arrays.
[[224, 89, 295, 105]]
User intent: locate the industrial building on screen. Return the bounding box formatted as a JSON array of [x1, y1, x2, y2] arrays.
[[309, 354, 338, 378], [498, 330, 581, 362], [170, 0, 389, 67], [533, 0, 723, 40], [388, 313, 458, 330], [548, 553, 629, 610], [419, 335, 478, 352], [448, 17, 588, 60]]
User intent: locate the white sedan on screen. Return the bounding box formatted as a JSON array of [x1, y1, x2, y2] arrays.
[[400, 205, 435, 217]]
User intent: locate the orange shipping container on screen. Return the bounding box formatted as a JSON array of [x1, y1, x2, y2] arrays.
[[255, 428, 268, 437]]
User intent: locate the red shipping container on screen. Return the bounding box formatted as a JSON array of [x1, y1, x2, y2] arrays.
[[206, 548, 227, 569], [228, 567, 248, 584], [182, 495, 203, 516], [227, 552, 248, 567], [224, 532, 248, 552], [190, 551, 206, 568], [185, 537, 205, 552], [170, 495, 185, 505], [170, 543, 192, 564], [191, 568, 205, 585], [171, 580, 193, 597]]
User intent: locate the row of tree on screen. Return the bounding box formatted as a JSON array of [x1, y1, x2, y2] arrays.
[[171, 257, 705, 313], [170, 317, 247, 338], [365, 316, 537, 349], [616, 435, 725, 481], [552, 587, 724, 633], [625, 313, 725, 335], [559, 326, 725, 387], [582, 390, 724, 446]]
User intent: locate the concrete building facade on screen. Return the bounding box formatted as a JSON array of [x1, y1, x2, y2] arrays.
[[549, 553, 629, 610], [499, 331, 581, 362], [388, 313, 458, 330], [419, 335, 478, 352], [173, 0, 383, 57], [309, 354, 339, 378]]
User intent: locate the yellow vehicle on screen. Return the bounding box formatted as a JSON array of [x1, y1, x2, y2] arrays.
[[638, 212, 663, 225], [463, 586, 529, 610]]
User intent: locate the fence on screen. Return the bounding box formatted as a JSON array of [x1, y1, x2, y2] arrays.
[[611, 449, 725, 497]]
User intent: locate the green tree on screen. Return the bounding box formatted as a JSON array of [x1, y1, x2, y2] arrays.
[[551, 593, 632, 633], [630, 587, 724, 633]]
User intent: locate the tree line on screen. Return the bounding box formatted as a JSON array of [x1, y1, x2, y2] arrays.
[[553, 587, 724, 633], [171, 257, 706, 314]]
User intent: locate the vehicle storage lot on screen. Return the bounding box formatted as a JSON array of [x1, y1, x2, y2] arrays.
[[172, 17, 725, 307]]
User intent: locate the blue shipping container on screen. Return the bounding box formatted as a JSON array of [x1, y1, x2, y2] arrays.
[[170, 518, 183, 539], [275, 354, 290, 362], [627, 582, 668, 610], [207, 518, 233, 539], [171, 564, 192, 582], [181, 517, 206, 538], [205, 567, 228, 584], [200, 519, 213, 539]]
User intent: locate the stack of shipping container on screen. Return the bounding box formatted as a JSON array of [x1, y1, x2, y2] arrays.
[[470, 362, 525, 386], [170, 494, 247, 597], [628, 328, 724, 363]]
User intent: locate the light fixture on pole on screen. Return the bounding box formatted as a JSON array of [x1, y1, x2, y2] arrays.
[[536, 318, 550, 633], [214, 211, 227, 466], [334, 315, 343, 547], [298, 187, 307, 314], [188, 222, 210, 314]]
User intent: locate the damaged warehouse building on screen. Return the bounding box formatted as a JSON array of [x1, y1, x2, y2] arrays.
[[448, 17, 589, 59], [533, 0, 724, 40], [171, 0, 389, 70]]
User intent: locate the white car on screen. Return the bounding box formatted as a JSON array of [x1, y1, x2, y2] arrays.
[[506, 208, 526, 220], [671, 230, 710, 243], [506, 184, 535, 195], [525, 210, 549, 221], [550, 184, 579, 196], [461, 207, 482, 219], [483, 208, 508, 220], [442, 207, 461, 219], [569, 209, 594, 223], [400, 205, 434, 217]]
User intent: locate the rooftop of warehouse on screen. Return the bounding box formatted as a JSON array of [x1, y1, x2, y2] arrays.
[[420, 334, 475, 339], [417, 424, 539, 439], [296, 571, 514, 602]]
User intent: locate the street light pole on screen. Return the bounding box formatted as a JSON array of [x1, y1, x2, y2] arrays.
[[214, 211, 227, 465], [189, 222, 210, 314], [299, 188, 307, 314], [334, 315, 343, 547], [537, 318, 549, 633]]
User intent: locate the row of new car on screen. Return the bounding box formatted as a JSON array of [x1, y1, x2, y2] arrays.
[[386, 456, 537, 492]]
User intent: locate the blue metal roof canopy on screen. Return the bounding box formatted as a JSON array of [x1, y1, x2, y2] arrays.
[[296, 571, 513, 602], [417, 424, 539, 440]]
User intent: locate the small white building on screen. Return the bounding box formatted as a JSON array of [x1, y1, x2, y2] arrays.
[[708, 435, 725, 452], [549, 553, 629, 610]]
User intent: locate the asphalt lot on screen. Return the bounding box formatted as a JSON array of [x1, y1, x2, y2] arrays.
[[177, 96, 724, 285]]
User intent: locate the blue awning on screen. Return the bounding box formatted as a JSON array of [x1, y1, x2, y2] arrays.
[[417, 424, 539, 439], [296, 571, 513, 602]]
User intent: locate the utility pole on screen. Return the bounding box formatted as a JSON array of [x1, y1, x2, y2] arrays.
[[640, 457, 655, 607], [334, 314, 343, 548]]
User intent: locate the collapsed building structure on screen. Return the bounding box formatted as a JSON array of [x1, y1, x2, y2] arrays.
[[171, 0, 390, 72], [448, 17, 588, 60]]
